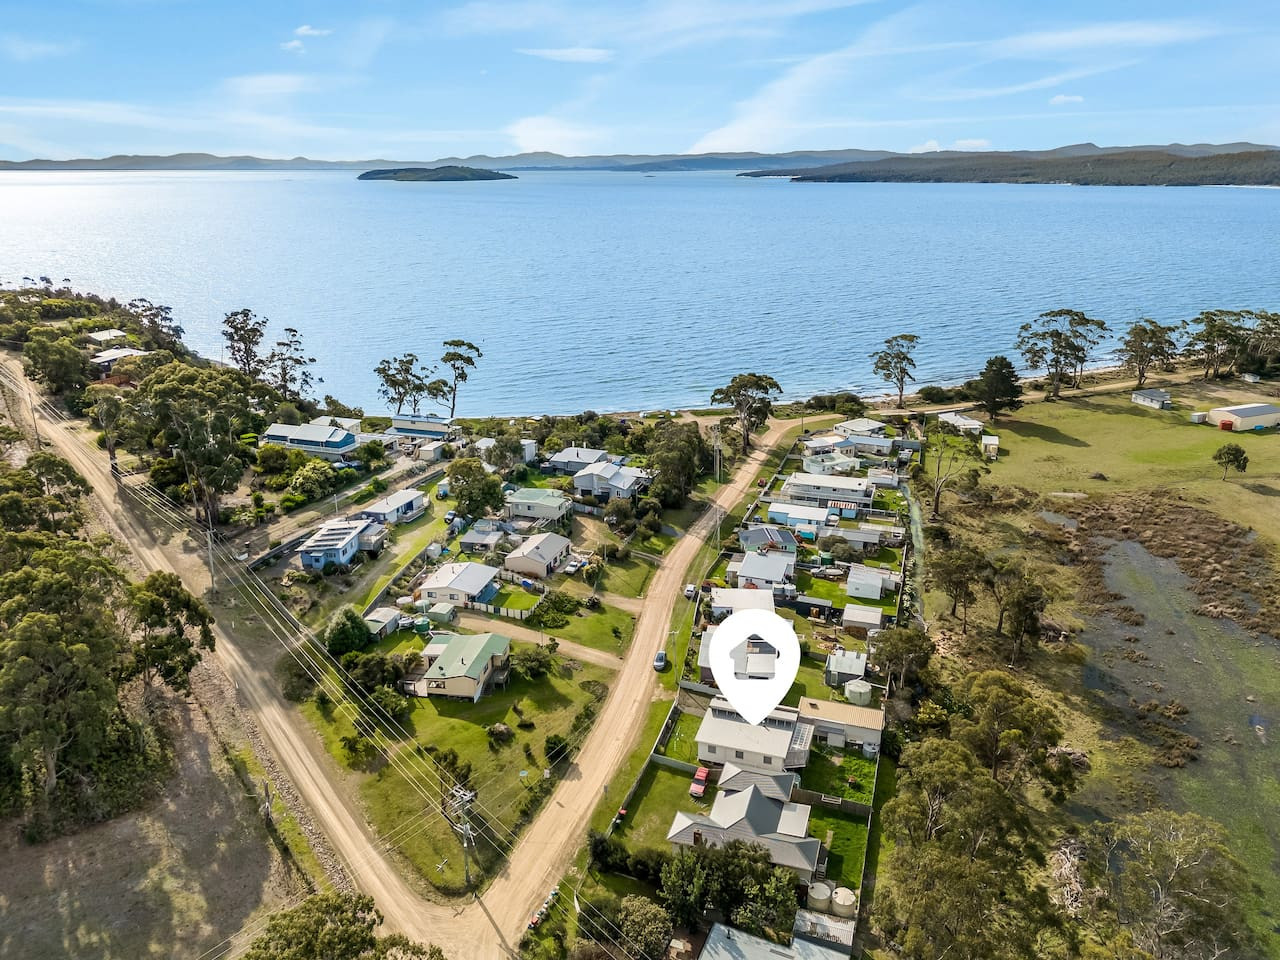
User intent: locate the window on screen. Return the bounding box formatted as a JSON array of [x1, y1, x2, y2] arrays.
[[763, 756, 772, 765], [707, 745, 716, 754], [734, 751, 744, 760]]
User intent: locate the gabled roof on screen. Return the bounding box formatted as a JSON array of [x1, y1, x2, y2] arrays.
[[700, 923, 850, 960], [1211, 402, 1280, 418], [548, 445, 607, 465], [91, 347, 147, 364], [736, 551, 793, 583], [738, 525, 798, 550], [506, 487, 571, 507], [835, 417, 887, 435], [507, 532, 570, 565], [696, 708, 793, 759], [718, 763, 797, 803], [842, 604, 884, 627], [667, 785, 820, 874], [709, 587, 775, 612], [797, 696, 885, 732], [424, 632, 511, 681], [574, 460, 650, 490], [824, 648, 867, 678], [784, 472, 873, 493], [87, 327, 127, 343], [768, 503, 833, 524], [1132, 388, 1171, 401], [419, 561, 499, 596], [298, 519, 369, 553], [309, 414, 362, 431], [263, 422, 355, 446], [364, 487, 423, 514]]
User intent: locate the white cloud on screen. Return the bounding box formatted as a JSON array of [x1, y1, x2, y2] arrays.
[[506, 114, 604, 153], [918, 62, 1132, 102], [295, 25, 332, 37], [280, 39, 305, 53], [1049, 93, 1085, 105], [1, 35, 79, 62], [222, 74, 318, 98], [907, 139, 940, 153], [517, 46, 613, 62], [992, 20, 1224, 57], [341, 18, 394, 69], [952, 138, 990, 149]]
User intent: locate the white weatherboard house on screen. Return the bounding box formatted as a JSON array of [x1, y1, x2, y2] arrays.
[[738, 525, 799, 554], [547, 445, 609, 473], [403, 631, 511, 702], [797, 697, 885, 752], [939, 411, 983, 434], [504, 487, 572, 523], [824, 647, 868, 685], [834, 417, 887, 437], [799, 432, 859, 456], [359, 488, 425, 526], [845, 564, 899, 600], [980, 435, 1000, 460], [1207, 403, 1280, 431], [297, 519, 386, 571], [695, 698, 813, 773], [780, 473, 874, 512], [801, 451, 861, 475], [262, 422, 358, 461], [573, 460, 650, 500], [1131, 388, 1172, 410], [416, 562, 500, 604], [667, 784, 822, 882], [504, 532, 571, 578], [91, 346, 148, 371], [709, 587, 776, 619], [842, 603, 885, 634], [728, 551, 796, 591], [386, 414, 457, 441], [87, 327, 128, 345]]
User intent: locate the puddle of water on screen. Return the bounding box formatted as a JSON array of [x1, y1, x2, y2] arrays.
[[1038, 509, 1079, 530], [1074, 540, 1280, 950]]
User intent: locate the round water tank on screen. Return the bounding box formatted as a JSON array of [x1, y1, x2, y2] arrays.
[[844, 678, 874, 706], [831, 887, 857, 918], [806, 881, 832, 912]]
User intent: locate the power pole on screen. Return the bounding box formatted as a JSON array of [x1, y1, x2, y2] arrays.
[[207, 528, 218, 593], [710, 424, 721, 483], [447, 785, 478, 896]]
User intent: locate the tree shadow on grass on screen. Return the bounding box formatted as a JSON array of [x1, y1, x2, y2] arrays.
[[1241, 481, 1280, 498], [1001, 420, 1091, 448]]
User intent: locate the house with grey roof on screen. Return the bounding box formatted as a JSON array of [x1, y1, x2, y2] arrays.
[[504, 532, 571, 579], [546, 445, 608, 473], [386, 414, 457, 441], [667, 784, 822, 881], [359, 487, 425, 526], [716, 762, 797, 803], [833, 417, 887, 437], [262, 421, 358, 462], [738, 525, 799, 554], [698, 923, 850, 960], [416, 561, 499, 604], [504, 487, 572, 523], [824, 647, 868, 686], [573, 460, 651, 500]]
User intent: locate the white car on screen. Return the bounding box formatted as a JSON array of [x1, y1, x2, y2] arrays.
[[683, 583, 697, 600], [564, 560, 582, 575]]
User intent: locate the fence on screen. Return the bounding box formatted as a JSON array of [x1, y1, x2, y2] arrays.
[[605, 698, 681, 838], [651, 754, 698, 774], [465, 600, 538, 621], [572, 502, 604, 517], [791, 786, 873, 819]]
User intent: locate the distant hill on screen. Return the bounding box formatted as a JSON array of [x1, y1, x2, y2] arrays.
[[740, 149, 1280, 186], [357, 166, 516, 182], [1, 143, 1276, 174]]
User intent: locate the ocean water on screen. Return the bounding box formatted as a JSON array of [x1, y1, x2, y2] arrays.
[[1, 170, 1278, 416]]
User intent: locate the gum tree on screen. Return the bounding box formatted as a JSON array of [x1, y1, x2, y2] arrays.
[[710, 372, 781, 454], [870, 333, 920, 409]]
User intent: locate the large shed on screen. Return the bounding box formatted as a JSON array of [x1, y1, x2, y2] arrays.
[[1207, 403, 1280, 431]]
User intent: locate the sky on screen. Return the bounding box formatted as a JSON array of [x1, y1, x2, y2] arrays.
[[0, 0, 1277, 161]]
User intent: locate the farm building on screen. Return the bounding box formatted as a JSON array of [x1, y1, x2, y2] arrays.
[[1207, 403, 1280, 431]]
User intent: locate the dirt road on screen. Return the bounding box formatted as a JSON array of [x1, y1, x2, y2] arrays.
[[4, 354, 790, 958]]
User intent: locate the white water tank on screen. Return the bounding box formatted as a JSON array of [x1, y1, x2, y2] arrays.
[[806, 881, 832, 912], [844, 678, 873, 706], [862, 741, 879, 759], [831, 887, 857, 918], [1190, 412, 1208, 424]]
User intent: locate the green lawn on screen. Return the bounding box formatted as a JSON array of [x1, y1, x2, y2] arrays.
[[986, 385, 1280, 545], [612, 763, 713, 853], [795, 571, 848, 607], [593, 555, 656, 598], [862, 757, 897, 893], [784, 653, 834, 706], [659, 709, 703, 765], [299, 643, 614, 894], [492, 585, 542, 610], [800, 746, 877, 805], [809, 808, 870, 889], [589, 699, 675, 834], [544, 602, 636, 654]]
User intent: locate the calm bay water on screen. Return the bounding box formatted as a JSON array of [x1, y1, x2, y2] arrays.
[[2, 170, 1278, 416]]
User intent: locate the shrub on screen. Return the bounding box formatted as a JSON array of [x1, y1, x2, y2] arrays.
[[323, 606, 371, 656], [545, 733, 571, 765]]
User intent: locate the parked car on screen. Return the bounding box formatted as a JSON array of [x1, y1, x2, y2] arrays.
[[652, 650, 667, 671], [564, 560, 581, 574], [444, 510, 457, 522], [683, 583, 697, 600], [689, 766, 710, 798]]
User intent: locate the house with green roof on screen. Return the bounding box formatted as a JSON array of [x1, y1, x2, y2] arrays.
[[403, 631, 512, 702], [504, 487, 572, 523]]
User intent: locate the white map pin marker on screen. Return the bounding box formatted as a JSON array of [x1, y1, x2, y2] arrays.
[[707, 608, 800, 725]]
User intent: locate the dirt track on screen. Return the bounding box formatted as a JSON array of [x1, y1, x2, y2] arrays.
[[3, 355, 787, 958]]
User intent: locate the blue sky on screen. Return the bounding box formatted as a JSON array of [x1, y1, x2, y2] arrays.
[[1, 0, 1277, 160]]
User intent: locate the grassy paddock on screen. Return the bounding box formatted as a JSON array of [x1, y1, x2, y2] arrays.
[[611, 764, 713, 853]]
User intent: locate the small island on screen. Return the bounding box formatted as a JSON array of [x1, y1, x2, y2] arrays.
[[357, 165, 516, 182]]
